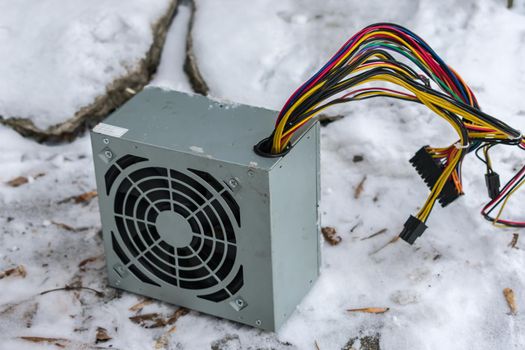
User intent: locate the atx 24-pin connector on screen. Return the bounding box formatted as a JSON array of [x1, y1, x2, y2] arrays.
[[409, 146, 462, 207]]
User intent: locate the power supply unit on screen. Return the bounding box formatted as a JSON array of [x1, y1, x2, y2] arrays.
[[91, 87, 320, 331]]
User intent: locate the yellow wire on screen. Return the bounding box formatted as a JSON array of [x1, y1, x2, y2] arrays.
[[492, 177, 525, 227]]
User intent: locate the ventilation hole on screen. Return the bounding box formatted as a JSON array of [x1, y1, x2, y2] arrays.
[[159, 240, 173, 252], [116, 217, 138, 256], [226, 266, 244, 295], [189, 236, 202, 251], [155, 201, 171, 212], [137, 178, 169, 193], [137, 221, 154, 246], [173, 203, 190, 218], [197, 239, 213, 262], [221, 191, 241, 227], [114, 178, 132, 214], [203, 205, 224, 240], [147, 189, 171, 203], [171, 181, 205, 206], [129, 264, 161, 287], [188, 169, 224, 192], [196, 211, 212, 238], [116, 154, 147, 170], [147, 208, 158, 223], [129, 167, 167, 183], [145, 251, 176, 276], [188, 217, 200, 233], [105, 165, 120, 195], [179, 266, 209, 279], [178, 255, 201, 268], [136, 197, 150, 220], [207, 241, 224, 271], [126, 219, 146, 252], [198, 289, 230, 302], [151, 245, 175, 264], [111, 231, 130, 264], [148, 225, 161, 241], [172, 192, 198, 212], [124, 189, 141, 217], [179, 276, 218, 290], [170, 169, 212, 200], [177, 247, 192, 257], [216, 245, 236, 280], [139, 257, 178, 286], [211, 199, 235, 243]]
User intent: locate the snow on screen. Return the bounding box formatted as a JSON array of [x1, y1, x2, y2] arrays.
[[0, 0, 172, 129], [1, 0, 525, 349]]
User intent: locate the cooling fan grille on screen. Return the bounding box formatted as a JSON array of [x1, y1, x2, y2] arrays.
[[105, 154, 243, 302]]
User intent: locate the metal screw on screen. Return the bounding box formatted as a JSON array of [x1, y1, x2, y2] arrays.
[[104, 150, 113, 159], [247, 170, 255, 177], [103, 138, 109, 144], [255, 320, 262, 326], [228, 178, 239, 188], [235, 298, 244, 307], [115, 265, 125, 274]]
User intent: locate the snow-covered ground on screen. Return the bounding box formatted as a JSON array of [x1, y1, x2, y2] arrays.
[[0, 0, 172, 129], [1, 0, 525, 349]]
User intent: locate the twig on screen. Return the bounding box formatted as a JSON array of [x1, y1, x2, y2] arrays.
[[354, 176, 367, 199], [509, 233, 519, 249], [347, 307, 389, 314], [369, 236, 400, 255], [183, 0, 209, 95], [361, 228, 387, 240], [40, 285, 104, 297]]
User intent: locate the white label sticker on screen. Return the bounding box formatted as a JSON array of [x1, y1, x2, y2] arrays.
[[93, 123, 128, 138]]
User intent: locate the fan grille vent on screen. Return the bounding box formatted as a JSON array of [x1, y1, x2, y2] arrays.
[[107, 155, 243, 302]]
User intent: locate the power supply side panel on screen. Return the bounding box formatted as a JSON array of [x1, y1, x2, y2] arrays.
[[268, 123, 321, 330], [90, 130, 276, 330]]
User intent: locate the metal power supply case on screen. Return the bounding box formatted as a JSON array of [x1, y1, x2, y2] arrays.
[[91, 87, 320, 331]]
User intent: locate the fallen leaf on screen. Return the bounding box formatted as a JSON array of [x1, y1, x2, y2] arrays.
[[129, 298, 154, 312], [78, 255, 103, 271], [0, 265, 26, 279], [6, 176, 28, 187], [129, 313, 166, 328], [58, 190, 98, 204], [95, 327, 112, 343], [503, 288, 517, 315], [19, 336, 69, 348], [74, 191, 98, 204], [354, 175, 367, 199], [509, 233, 519, 249], [51, 221, 90, 233], [6, 173, 45, 187], [154, 326, 178, 349], [51, 221, 77, 232], [321, 226, 342, 246], [166, 307, 189, 325], [347, 307, 390, 314], [361, 228, 387, 240], [130, 308, 188, 329]]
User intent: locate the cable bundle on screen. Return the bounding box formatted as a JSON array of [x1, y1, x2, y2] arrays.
[[256, 23, 525, 243]]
